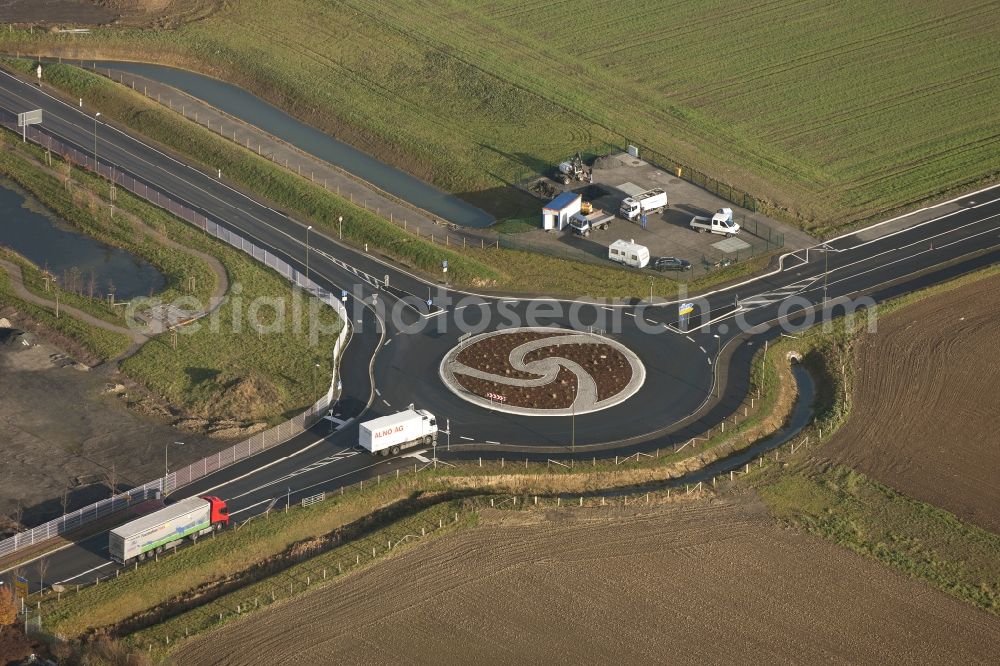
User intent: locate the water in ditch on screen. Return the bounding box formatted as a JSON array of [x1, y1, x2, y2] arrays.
[[0, 177, 165, 299], [88, 60, 495, 228]]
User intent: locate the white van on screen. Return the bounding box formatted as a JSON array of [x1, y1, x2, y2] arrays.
[[608, 239, 650, 268]]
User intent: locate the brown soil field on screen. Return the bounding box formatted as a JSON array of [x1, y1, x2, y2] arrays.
[[172, 500, 1000, 665], [825, 272, 1000, 533]]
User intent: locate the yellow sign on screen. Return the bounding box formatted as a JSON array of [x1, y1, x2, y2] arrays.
[[14, 576, 28, 600]]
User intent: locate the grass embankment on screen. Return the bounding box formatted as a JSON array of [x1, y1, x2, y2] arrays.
[[0, 258, 130, 360], [0, 132, 339, 424], [746, 266, 1000, 614], [3, 0, 998, 227], [0, 143, 217, 324], [2, 59, 768, 300]]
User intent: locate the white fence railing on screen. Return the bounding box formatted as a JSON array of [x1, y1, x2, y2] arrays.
[[0, 111, 352, 558]]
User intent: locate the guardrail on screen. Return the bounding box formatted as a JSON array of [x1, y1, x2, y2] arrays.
[[0, 112, 352, 558]]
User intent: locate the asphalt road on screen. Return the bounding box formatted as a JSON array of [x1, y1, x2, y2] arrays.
[[1, 67, 998, 590]]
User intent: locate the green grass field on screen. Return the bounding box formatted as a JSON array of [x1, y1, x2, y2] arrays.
[[3, 0, 997, 228], [0, 134, 340, 424]]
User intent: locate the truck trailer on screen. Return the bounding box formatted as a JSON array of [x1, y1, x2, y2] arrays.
[[109, 496, 229, 564], [619, 188, 667, 221], [689, 208, 741, 236], [359, 408, 437, 456]]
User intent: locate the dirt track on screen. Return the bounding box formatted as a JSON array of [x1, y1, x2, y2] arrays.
[[825, 272, 1000, 533], [172, 500, 1000, 665]]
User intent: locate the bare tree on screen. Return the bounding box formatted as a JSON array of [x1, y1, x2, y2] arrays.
[[60, 486, 71, 516], [87, 271, 97, 300], [104, 463, 118, 498], [12, 502, 22, 533], [37, 557, 49, 595]]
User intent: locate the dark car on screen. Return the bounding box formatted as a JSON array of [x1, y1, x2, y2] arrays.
[[652, 256, 691, 271]]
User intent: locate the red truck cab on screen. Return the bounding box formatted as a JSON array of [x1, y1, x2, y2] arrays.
[[203, 496, 230, 526]]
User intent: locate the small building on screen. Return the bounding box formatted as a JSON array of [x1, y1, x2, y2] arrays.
[[542, 192, 582, 231]]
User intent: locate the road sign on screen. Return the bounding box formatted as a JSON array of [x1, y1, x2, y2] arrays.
[[442, 260, 448, 273], [14, 576, 28, 600], [426, 298, 433, 308], [341, 289, 348, 302], [679, 302, 695, 316], [17, 109, 42, 143], [17, 109, 42, 127]]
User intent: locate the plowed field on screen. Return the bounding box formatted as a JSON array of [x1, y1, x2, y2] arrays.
[[173, 501, 1000, 665], [825, 272, 1000, 532]]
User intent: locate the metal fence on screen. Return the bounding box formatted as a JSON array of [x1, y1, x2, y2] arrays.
[[0, 114, 352, 558]]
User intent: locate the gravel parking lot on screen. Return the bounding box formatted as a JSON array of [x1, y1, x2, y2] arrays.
[[521, 153, 815, 275]]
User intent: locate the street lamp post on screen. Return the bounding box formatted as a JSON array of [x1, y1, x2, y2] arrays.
[[713, 334, 721, 398], [338, 215, 343, 240], [93, 112, 101, 172], [165, 441, 183, 478], [305, 225, 313, 282]]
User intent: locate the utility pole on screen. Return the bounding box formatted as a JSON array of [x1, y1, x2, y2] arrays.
[[823, 245, 829, 304], [338, 215, 343, 240]]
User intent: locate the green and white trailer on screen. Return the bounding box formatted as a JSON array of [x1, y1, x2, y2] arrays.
[[109, 495, 229, 563]]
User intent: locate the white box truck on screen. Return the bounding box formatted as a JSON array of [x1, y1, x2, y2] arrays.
[[690, 207, 741, 236], [608, 239, 650, 268], [619, 188, 667, 221], [109, 495, 229, 564], [359, 408, 437, 456]]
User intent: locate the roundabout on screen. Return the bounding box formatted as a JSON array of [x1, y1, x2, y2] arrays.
[[439, 327, 646, 416]]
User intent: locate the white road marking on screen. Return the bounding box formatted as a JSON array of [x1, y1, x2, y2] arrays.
[[229, 497, 278, 517], [459, 436, 474, 441], [699, 346, 706, 353], [56, 561, 114, 584], [374, 388, 381, 396], [486, 440, 500, 445], [382, 399, 391, 407], [624, 312, 635, 317], [196, 434, 340, 497], [227, 448, 359, 500], [685, 335, 694, 342], [383, 339, 391, 347]]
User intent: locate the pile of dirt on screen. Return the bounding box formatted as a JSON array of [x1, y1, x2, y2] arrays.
[[593, 154, 624, 170], [824, 272, 1000, 533]]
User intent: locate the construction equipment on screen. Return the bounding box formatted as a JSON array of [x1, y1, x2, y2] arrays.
[[556, 152, 592, 185]]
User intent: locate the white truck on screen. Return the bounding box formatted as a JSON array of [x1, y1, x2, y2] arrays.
[[109, 495, 229, 564], [608, 239, 650, 268], [619, 188, 667, 221], [568, 209, 615, 236], [689, 207, 741, 236], [359, 408, 438, 456]]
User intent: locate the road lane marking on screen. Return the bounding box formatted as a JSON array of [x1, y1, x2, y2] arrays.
[[459, 436, 474, 441], [55, 561, 114, 584]]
